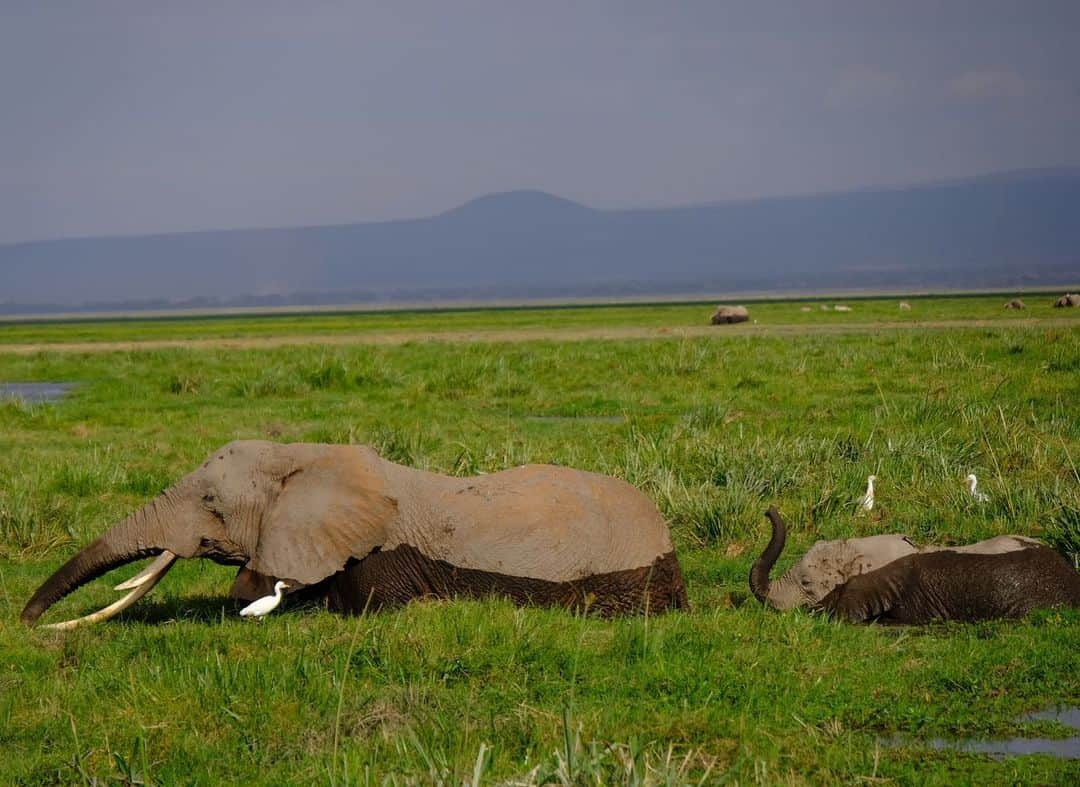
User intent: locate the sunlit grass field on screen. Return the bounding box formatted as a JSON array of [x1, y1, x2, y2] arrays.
[[1, 295, 1078, 784]]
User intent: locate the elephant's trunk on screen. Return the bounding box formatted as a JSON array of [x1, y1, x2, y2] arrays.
[[749, 507, 788, 605], [21, 492, 177, 626]]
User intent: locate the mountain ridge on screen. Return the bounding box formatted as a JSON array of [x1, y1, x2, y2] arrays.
[[2, 168, 1078, 314], [4, 165, 1077, 248]]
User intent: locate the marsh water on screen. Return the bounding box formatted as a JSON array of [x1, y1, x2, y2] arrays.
[[0, 382, 75, 403], [885, 707, 1080, 760]]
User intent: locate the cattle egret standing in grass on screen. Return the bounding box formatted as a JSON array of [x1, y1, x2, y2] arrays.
[[239, 580, 289, 618], [965, 474, 989, 503], [860, 475, 876, 512]]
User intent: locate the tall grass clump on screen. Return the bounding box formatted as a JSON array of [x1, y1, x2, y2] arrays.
[[227, 366, 305, 398], [49, 461, 111, 498], [367, 425, 431, 467], [166, 373, 202, 394], [1046, 504, 1080, 567], [0, 486, 74, 556]]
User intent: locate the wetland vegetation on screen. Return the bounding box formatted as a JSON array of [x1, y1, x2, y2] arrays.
[[1, 295, 1077, 783]]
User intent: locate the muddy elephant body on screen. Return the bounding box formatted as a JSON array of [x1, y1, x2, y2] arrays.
[[749, 508, 1046, 610], [820, 546, 1080, 623], [22, 441, 688, 627]]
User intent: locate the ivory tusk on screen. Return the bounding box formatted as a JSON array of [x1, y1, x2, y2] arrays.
[[44, 552, 178, 631], [114, 551, 178, 590]]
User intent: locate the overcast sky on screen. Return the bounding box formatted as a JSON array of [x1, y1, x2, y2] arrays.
[[1, 2, 1078, 244]]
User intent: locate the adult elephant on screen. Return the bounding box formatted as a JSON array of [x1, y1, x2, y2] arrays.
[[22, 441, 688, 628]]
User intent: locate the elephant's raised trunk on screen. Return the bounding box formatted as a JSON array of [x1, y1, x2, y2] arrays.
[[749, 507, 788, 605], [21, 493, 178, 626]]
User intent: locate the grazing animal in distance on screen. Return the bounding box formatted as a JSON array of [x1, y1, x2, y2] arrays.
[[1054, 293, 1080, 307], [833, 305, 853, 312], [965, 473, 989, 503], [240, 580, 290, 618], [859, 475, 876, 512], [1004, 299, 1025, 310], [711, 305, 750, 324], [820, 546, 1080, 623], [22, 441, 689, 629], [899, 301, 911, 310]]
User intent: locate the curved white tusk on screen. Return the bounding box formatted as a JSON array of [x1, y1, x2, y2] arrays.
[[44, 552, 178, 631], [114, 551, 178, 590]]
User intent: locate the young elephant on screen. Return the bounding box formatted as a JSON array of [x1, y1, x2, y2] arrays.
[[820, 546, 1080, 623], [22, 441, 688, 628], [749, 508, 1045, 610], [749, 508, 919, 610]]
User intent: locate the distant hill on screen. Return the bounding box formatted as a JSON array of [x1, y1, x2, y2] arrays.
[[2, 169, 1078, 314]]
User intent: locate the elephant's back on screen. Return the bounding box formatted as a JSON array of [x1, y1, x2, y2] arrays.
[[387, 463, 676, 583], [894, 547, 1080, 622]]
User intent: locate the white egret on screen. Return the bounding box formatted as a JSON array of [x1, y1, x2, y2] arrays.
[[859, 475, 876, 512], [239, 580, 289, 619], [965, 474, 989, 503]]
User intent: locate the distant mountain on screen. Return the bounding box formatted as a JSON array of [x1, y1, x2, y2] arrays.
[[437, 190, 597, 224], [2, 170, 1079, 314]]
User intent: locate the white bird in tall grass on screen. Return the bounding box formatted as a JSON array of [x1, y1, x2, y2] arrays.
[[239, 580, 289, 619], [859, 475, 876, 512], [965, 473, 989, 503]]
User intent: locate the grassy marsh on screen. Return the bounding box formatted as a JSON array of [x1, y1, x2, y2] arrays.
[[1, 292, 1076, 346], [1, 297, 1078, 784]]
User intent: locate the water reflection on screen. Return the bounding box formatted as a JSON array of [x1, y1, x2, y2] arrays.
[[0, 382, 75, 403], [885, 707, 1079, 760]]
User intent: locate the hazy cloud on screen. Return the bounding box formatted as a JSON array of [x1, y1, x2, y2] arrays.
[[827, 67, 905, 105], [947, 69, 1027, 100]]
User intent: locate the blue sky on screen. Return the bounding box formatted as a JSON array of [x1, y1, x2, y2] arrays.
[[2, 1, 1077, 243]]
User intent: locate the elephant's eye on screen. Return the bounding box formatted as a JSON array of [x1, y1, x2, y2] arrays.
[[202, 494, 216, 504]]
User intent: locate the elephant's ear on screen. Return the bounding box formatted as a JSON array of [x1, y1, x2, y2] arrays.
[[819, 561, 909, 623], [249, 447, 398, 586]]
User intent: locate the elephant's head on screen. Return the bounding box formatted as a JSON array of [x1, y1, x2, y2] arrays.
[[749, 507, 918, 610], [22, 441, 396, 628]]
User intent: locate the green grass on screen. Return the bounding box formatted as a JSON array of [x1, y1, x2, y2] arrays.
[[1, 292, 1076, 345], [1, 297, 1078, 784]]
